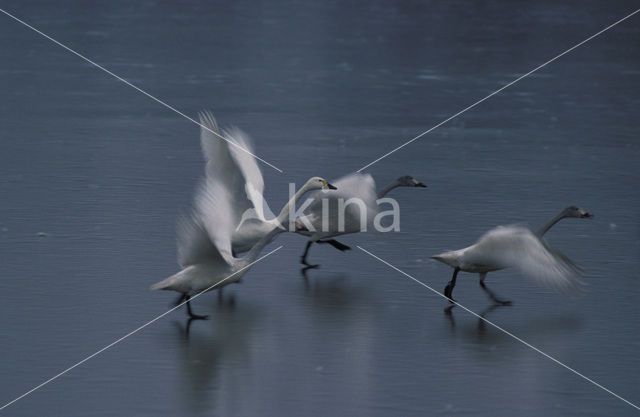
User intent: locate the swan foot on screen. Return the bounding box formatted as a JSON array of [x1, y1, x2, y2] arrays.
[[185, 296, 208, 320], [318, 239, 351, 252], [300, 266, 313, 282], [188, 312, 209, 320], [479, 281, 512, 306]]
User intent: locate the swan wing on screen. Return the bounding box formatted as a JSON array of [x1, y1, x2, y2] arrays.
[[302, 173, 377, 234], [225, 126, 276, 221], [176, 213, 229, 268], [308, 173, 376, 208], [472, 226, 584, 292], [192, 178, 236, 265], [198, 111, 253, 224]]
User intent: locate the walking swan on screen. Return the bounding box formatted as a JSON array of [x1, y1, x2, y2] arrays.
[[432, 206, 592, 304], [295, 173, 426, 267], [151, 179, 284, 319]]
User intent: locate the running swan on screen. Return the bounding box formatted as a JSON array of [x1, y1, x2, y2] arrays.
[[151, 179, 284, 319], [432, 206, 592, 304], [295, 173, 426, 267]]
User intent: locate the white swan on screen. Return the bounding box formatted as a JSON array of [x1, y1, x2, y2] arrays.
[[151, 178, 284, 319], [295, 173, 426, 267], [198, 111, 336, 254], [432, 206, 591, 304]]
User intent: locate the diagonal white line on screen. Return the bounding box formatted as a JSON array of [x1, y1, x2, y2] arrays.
[[356, 246, 640, 411], [356, 8, 640, 173], [0, 7, 283, 174], [0, 245, 283, 412]]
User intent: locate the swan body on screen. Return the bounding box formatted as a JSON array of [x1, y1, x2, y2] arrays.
[[433, 226, 582, 288], [296, 173, 378, 240], [197, 111, 335, 254], [432, 206, 591, 304], [295, 173, 426, 266]]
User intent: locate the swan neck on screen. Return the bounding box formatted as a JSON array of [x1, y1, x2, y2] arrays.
[[536, 211, 567, 236], [377, 181, 400, 199], [275, 183, 310, 225]]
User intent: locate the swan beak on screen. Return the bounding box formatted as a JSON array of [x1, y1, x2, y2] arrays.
[[294, 221, 310, 232], [322, 180, 337, 190], [414, 180, 427, 188], [581, 210, 593, 219]]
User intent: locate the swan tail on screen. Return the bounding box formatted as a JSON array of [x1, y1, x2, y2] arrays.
[[150, 271, 182, 291], [431, 252, 460, 268]]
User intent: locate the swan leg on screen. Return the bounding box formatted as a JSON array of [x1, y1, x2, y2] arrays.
[[300, 241, 319, 268], [444, 267, 460, 303], [479, 273, 512, 306], [185, 295, 208, 320], [173, 293, 187, 306], [318, 239, 351, 251]]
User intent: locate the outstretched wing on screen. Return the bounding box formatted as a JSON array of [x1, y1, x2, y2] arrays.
[[473, 226, 584, 293], [176, 212, 224, 267], [225, 127, 275, 221], [198, 111, 254, 225], [301, 173, 377, 234], [178, 178, 234, 264]]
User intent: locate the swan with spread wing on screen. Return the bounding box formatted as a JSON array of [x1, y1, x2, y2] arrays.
[[151, 179, 284, 319], [432, 206, 592, 304]]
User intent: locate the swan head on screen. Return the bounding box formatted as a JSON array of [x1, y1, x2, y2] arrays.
[[305, 177, 337, 191], [293, 220, 310, 233], [396, 175, 427, 188], [563, 206, 593, 219]]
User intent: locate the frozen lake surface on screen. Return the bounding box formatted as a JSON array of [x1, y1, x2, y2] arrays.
[[1, 1, 639, 416]]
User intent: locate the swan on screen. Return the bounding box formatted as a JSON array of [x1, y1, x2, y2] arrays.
[[432, 206, 592, 304], [151, 178, 284, 319], [197, 111, 336, 254], [295, 173, 426, 267]]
